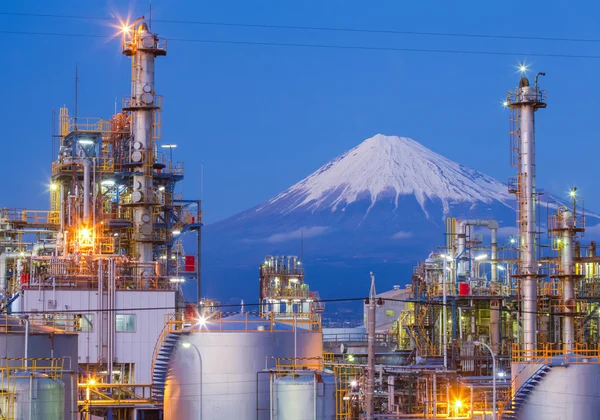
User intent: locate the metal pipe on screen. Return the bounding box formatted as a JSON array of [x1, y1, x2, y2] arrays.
[[469, 385, 474, 420], [457, 307, 463, 341], [269, 371, 273, 420], [509, 75, 545, 354], [456, 220, 498, 278], [432, 372, 436, 419], [197, 214, 202, 303], [490, 300, 501, 354], [98, 259, 104, 368], [313, 371, 317, 420], [24, 317, 29, 369], [0, 253, 22, 292], [442, 259, 448, 369], [491, 227, 498, 284], [388, 376, 395, 413], [83, 158, 90, 223], [123, 21, 164, 282], [521, 96, 537, 354], [366, 272, 376, 420], [28, 373, 33, 420], [561, 211, 575, 349], [475, 341, 496, 420]]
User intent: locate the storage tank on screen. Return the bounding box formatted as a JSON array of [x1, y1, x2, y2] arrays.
[[0, 371, 65, 420], [163, 313, 323, 420], [0, 316, 78, 420], [274, 371, 335, 420], [513, 356, 600, 420]]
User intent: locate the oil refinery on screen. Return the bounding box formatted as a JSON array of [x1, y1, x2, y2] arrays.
[[0, 15, 599, 420]]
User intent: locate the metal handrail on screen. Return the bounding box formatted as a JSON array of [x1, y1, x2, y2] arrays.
[[78, 382, 153, 407], [512, 342, 600, 364], [150, 312, 185, 395], [498, 362, 548, 419]]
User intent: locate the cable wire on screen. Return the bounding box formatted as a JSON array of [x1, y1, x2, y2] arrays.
[[1, 30, 600, 60], [2, 11, 600, 44]]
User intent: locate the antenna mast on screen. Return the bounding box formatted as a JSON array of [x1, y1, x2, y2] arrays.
[[74, 65, 79, 120]]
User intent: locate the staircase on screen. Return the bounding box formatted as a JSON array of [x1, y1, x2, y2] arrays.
[[405, 325, 434, 357], [151, 330, 188, 403], [501, 364, 551, 420]]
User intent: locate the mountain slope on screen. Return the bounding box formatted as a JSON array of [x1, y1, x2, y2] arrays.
[[259, 134, 511, 218], [201, 134, 599, 303], [203, 133, 521, 284]]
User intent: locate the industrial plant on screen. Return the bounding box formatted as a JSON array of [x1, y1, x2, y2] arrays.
[[0, 15, 598, 420]]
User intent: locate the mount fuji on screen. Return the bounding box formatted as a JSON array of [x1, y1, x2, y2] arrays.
[[200, 134, 595, 304]]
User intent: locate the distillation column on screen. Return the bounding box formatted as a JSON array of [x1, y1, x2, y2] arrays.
[[507, 74, 546, 354], [122, 20, 166, 281], [560, 211, 576, 349]]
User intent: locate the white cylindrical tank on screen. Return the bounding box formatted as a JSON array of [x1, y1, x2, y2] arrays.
[[164, 313, 323, 420], [0, 371, 65, 420], [514, 360, 600, 420], [274, 371, 335, 420]]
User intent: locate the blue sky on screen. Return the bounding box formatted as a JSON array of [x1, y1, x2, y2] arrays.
[[1, 0, 599, 223]]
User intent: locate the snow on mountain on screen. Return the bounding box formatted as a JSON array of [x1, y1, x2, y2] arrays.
[[260, 134, 511, 218], [201, 133, 600, 302], [207, 133, 519, 255]]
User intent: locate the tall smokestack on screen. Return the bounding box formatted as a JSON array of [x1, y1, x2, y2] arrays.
[[122, 19, 167, 285], [506, 72, 546, 355]]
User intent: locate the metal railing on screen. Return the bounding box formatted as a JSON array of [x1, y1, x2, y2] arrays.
[[333, 364, 361, 420], [323, 332, 397, 344], [264, 286, 311, 299], [27, 313, 80, 332], [122, 94, 164, 110], [150, 312, 186, 393], [512, 342, 600, 364], [78, 382, 153, 408], [158, 311, 321, 335], [275, 356, 324, 373], [67, 117, 112, 134], [0, 208, 59, 226], [0, 357, 65, 418]]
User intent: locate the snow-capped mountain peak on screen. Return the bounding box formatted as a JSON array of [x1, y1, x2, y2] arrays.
[[263, 134, 510, 216]]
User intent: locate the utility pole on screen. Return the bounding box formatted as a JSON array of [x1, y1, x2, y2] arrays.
[[366, 272, 377, 419]]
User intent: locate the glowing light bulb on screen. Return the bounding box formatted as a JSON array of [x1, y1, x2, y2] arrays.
[[455, 400, 463, 409], [519, 63, 528, 74], [78, 228, 91, 241]]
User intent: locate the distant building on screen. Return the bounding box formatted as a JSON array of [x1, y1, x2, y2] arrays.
[[363, 285, 411, 334]]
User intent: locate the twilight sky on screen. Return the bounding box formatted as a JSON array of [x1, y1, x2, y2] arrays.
[[1, 0, 599, 223]]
